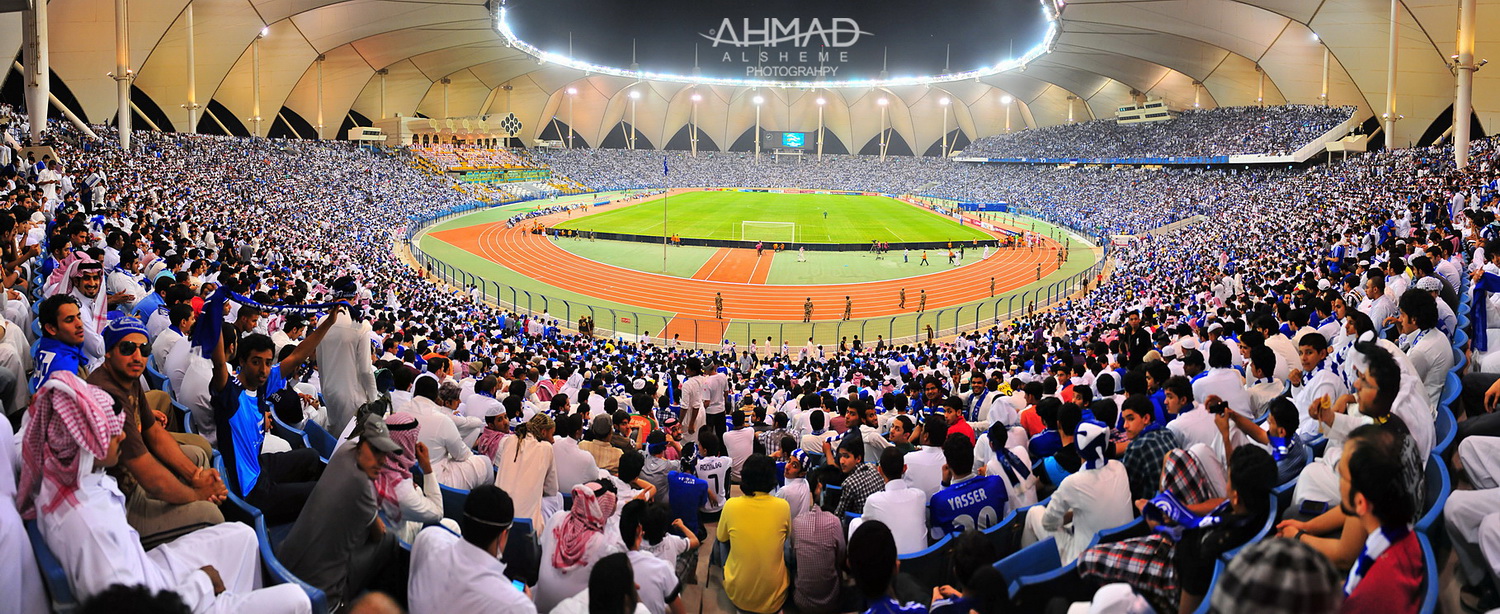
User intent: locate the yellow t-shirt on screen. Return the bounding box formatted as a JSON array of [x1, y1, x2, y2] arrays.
[[716, 493, 791, 613]]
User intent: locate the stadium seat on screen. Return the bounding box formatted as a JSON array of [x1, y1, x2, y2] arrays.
[[993, 537, 1060, 599], [171, 399, 195, 435], [1308, 434, 1329, 458], [1190, 559, 1228, 614], [896, 533, 954, 594], [25, 518, 78, 614], [981, 505, 1032, 558], [215, 454, 262, 525], [440, 484, 467, 522], [1416, 455, 1450, 536], [1434, 405, 1456, 457], [1455, 328, 1470, 350], [1220, 494, 1279, 562], [29, 317, 39, 339], [302, 420, 339, 460], [254, 514, 329, 614], [270, 414, 310, 451], [1419, 532, 1439, 614], [502, 517, 543, 586], [1440, 372, 1461, 411]]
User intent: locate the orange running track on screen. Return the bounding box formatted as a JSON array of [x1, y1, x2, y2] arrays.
[[427, 203, 1074, 325]]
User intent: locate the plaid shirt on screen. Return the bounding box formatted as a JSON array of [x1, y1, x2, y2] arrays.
[[761, 427, 800, 455], [1160, 447, 1220, 505], [835, 463, 885, 516], [1122, 428, 1180, 500], [1078, 534, 1178, 613]]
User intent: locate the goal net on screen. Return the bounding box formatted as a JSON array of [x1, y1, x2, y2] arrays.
[[740, 221, 797, 243]]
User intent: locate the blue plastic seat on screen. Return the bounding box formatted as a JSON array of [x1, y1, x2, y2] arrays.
[[1416, 455, 1451, 536], [144, 362, 171, 396], [897, 532, 955, 593], [1455, 328, 1470, 349], [440, 484, 468, 522], [1221, 494, 1279, 562], [270, 414, 311, 451], [302, 420, 339, 460], [24, 518, 78, 614], [1434, 405, 1457, 457], [993, 537, 1061, 598], [254, 514, 329, 614], [1419, 533, 1439, 614], [171, 399, 196, 435], [1441, 372, 1461, 410]]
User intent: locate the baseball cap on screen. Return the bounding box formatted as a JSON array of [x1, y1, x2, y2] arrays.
[[359, 414, 403, 454]]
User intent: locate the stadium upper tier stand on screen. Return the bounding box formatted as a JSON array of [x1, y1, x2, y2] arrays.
[[414, 144, 528, 170], [959, 105, 1357, 159]]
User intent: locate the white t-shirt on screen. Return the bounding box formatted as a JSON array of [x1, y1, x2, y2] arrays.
[[628, 550, 681, 614], [696, 456, 731, 514], [643, 534, 690, 568]]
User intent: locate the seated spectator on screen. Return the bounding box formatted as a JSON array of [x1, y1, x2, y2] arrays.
[[405, 375, 491, 489], [1339, 425, 1424, 613], [495, 413, 560, 528], [982, 421, 1038, 511], [693, 434, 732, 519], [929, 531, 1002, 614], [776, 449, 812, 521], [210, 331, 326, 524], [618, 499, 685, 614], [408, 485, 534, 613], [792, 465, 847, 614], [858, 447, 929, 554], [473, 399, 510, 462], [605, 410, 635, 455], [375, 412, 450, 544], [1023, 422, 1133, 563], [550, 552, 647, 614], [1038, 402, 1085, 485], [436, 380, 484, 447], [903, 413, 948, 499], [536, 481, 624, 612], [640, 502, 700, 583], [718, 453, 791, 614], [21, 371, 312, 613], [86, 315, 226, 547], [1117, 395, 1179, 500], [929, 436, 1005, 541], [581, 414, 625, 475], [278, 414, 401, 608], [1244, 346, 1286, 419], [1220, 397, 1309, 486], [1027, 398, 1062, 459], [833, 432, 884, 516], [846, 520, 928, 614], [942, 396, 976, 445], [555, 414, 606, 492], [723, 409, 756, 482], [30, 294, 87, 391], [640, 431, 676, 499]]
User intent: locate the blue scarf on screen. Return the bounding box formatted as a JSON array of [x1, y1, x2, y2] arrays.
[[192, 286, 351, 359], [1472, 271, 1500, 351]]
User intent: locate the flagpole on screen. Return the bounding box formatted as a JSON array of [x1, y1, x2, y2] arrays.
[[662, 156, 669, 272]]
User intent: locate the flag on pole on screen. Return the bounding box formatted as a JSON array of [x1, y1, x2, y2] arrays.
[[663, 157, 669, 177]]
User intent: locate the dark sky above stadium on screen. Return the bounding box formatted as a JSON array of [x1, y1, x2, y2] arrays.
[[501, 0, 1051, 82]]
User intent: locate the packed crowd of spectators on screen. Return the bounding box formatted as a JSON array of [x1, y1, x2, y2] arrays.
[[537, 147, 1283, 237], [0, 98, 1493, 614], [413, 144, 527, 170], [960, 105, 1356, 159]]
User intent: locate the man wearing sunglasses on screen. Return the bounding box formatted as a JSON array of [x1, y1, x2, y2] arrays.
[[86, 315, 227, 547]]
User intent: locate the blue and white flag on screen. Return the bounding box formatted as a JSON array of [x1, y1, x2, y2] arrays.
[[663, 157, 669, 177]]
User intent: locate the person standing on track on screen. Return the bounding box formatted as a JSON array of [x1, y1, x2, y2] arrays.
[[715, 292, 724, 319], [991, 277, 996, 297], [919, 290, 927, 312], [843, 296, 852, 321], [898, 288, 906, 309], [920, 251, 929, 266], [1036, 263, 1042, 280], [803, 298, 813, 323]]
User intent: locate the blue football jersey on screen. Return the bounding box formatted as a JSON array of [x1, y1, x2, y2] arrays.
[[666, 471, 709, 532], [928, 474, 1007, 539]]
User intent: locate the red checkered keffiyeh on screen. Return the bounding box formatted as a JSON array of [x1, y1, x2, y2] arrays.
[[17, 371, 125, 519], [374, 412, 419, 520]]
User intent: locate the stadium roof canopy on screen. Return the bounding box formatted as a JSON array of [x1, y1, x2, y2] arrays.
[[2, 0, 1492, 154]]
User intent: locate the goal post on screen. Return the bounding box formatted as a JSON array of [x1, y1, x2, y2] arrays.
[[740, 221, 797, 243]]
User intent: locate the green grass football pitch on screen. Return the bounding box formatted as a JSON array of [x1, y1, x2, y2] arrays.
[[552, 192, 993, 244]]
